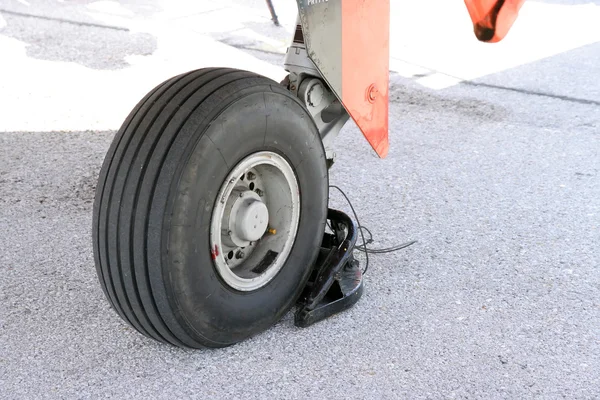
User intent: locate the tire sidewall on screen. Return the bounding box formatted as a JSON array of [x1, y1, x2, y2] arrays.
[[162, 86, 328, 346]]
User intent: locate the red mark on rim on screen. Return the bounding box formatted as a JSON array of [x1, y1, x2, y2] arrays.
[[211, 245, 220, 260]]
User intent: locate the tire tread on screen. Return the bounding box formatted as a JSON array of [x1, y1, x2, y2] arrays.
[[94, 68, 278, 347]]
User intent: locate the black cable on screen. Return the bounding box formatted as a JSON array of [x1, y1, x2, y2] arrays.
[[355, 225, 417, 253], [329, 185, 417, 274], [329, 185, 370, 274]]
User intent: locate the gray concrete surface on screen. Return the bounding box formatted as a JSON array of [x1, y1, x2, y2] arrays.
[[1, 1, 599, 399]]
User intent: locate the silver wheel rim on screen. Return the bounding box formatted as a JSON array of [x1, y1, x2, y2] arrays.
[[210, 151, 300, 291]]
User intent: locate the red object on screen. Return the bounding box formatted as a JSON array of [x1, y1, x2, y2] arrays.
[[464, 0, 526, 43], [341, 0, 390, 158]]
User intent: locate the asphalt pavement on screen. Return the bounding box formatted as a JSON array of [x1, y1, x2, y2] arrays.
[[1, 1, 599, 399]]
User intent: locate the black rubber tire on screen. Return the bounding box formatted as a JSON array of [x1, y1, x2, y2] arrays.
[[92, 68, 328, 348]]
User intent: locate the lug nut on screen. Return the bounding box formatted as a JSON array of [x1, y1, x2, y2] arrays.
[[246, 172, 256, 180], [255, 189, 264, 197], [235, 250, 245, 259]]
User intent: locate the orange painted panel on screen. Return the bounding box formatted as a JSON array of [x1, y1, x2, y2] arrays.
[[341, 0, 390, 158]]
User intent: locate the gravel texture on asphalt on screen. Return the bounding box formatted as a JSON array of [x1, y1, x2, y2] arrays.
[[1, 1, 599, 399]]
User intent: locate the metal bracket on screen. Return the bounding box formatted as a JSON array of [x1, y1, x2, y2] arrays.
[[283, 16, 349, 165], [295, 209, 364, 328]]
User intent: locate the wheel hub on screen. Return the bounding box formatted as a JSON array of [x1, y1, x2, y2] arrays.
[[224, 189, 269, 246], [210, 151, 300, 292]]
